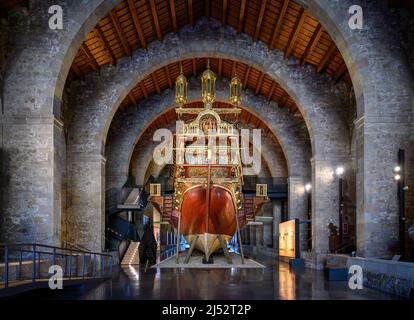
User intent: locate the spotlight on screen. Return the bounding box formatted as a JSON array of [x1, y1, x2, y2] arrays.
[[336, 166, 345, 176], [394, 166, 401, 173], [305, 183, 312, 192], [394, 174, 401, 181]]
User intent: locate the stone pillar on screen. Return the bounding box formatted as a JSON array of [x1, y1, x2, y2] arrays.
[[311, 157, 348, 254], [288, 176, 308, 251], [0, 116, 62, 245], [355, 117, 407, 258], [66, 154, 105, 251], [273, 202, 281, 251]]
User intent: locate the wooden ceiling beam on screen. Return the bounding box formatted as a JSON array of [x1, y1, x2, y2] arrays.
[[253, 0, 267, 42], [139, 82, 149, 99], [80, 43, 99, 71], [317, 42, 336, 73], [255, 73, 264, 95], [149, 0, 162, 40], [243, 66, 251, 88], [169, 0, 178, 33], [128, 92, 137, 105], [246, 113, 252, 125], [192, 58, 197, 76], [222, 0, 228, 24], [334, 62, 347, 81], [285, 8, 307, 58], [71, 64, 84, 80], [267, 82, 276, 101], [128, 0, 147, 49], [254, 117, 261, 128], [151, 73, 161, 94], [279, 93, 288, 108], [109, 10, 131, 57], [205, 0, 210, 18], [237, 0, 247, 33], [301, 23, 323, 66], [187, 0, 194, 26], [94, 26, 116, 65], [165, 66, 173, 88], [269, 0, 289, 49]]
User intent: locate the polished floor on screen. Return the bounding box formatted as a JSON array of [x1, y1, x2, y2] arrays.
[[67, 256, 395, 300]]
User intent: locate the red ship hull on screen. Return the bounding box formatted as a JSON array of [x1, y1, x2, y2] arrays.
[[172, 185, 237, 257]]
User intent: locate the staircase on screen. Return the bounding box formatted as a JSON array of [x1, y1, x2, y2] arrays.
[[121, 241, 140, 265], [243, 197, 255, 221], [117, 188, 142, 210], [161, 195, 173, 223]]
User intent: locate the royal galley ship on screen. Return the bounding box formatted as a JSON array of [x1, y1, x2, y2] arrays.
[[150, 61, 268, 263]]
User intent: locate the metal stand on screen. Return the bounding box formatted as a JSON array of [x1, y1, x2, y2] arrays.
[[184, 236, 199, 264], [235, 212, 245, 264], [175, 211, 182, 264], [397, 149, 406, 258], [217, 235, 232, 264], [338, 177, 344, 248]]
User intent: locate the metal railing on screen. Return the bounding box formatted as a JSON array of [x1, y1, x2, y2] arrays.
[[62, 240, 91, 252], [0, 243, 113, 290]]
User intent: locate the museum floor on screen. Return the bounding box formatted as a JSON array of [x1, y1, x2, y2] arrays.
[[37, 256, 396, 300]]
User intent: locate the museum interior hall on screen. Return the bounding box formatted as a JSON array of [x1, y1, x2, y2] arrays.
[[0, 0, 414, 301]]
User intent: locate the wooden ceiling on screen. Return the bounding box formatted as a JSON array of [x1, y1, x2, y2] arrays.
[[119, 57, 298, 112], [144, 100, 272, 135], [69, 0, 351, 87]]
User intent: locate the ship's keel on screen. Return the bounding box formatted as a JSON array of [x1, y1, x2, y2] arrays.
[[185, 233, 232, 262]]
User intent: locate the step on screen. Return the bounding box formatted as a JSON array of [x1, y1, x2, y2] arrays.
[[121, 241, 140, 265]]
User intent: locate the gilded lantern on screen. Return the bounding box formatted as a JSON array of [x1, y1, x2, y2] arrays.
[[201, 61, 216, 105], [229, 75, 242, 106], [175, 68, 188, 107]]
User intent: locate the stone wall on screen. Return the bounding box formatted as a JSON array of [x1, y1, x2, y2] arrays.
[[4, 0, 412, 263], [0, 17, 7, 111], [67, 19, 348, 255], [0, 0, 119, 247], [307, 0, 414, 259], [105, 78, 300, 192]]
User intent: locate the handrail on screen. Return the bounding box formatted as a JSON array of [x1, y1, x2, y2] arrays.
[[61, 240, 91, 253], [0, 243, 111, 257], [0, 243, 113, 291], [333, 242, 356, 254]]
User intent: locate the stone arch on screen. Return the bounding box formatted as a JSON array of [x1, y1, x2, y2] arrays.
[[104, 79, 309, 237], [67, 20, 350, 252], [69, 19, 349, 158], [105, 78, 306, 191]]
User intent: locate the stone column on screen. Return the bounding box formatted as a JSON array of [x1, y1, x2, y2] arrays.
[[355, 117, 407, 258], [66, 154, 106, 251], [311, 157, 348, 254], [0, 116, 62, 245], [273, 202, 281, 251], [288, 176, 308, 251]]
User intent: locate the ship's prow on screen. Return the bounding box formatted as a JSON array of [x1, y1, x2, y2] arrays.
[[186, 233, 233, 261]]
